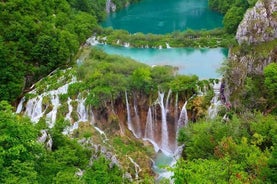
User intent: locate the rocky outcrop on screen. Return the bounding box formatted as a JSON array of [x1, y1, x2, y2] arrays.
[[236, 0, 277, 45], [225, 0, 277, 109]]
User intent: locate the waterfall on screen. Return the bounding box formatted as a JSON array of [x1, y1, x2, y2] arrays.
[[124, 42, 130, 47], [178, 101, 188, 128], [38, 130, 48, 143], [166, 43, 171, 49], [94, 126, 109, 142], [63, 96, 90, 134], [157, 91, 170, 153], [106, 0, 116, 13], [128, 157, 142, 180], [144, 107, 160, 152], [208, 81, 222, 119], [77, 97, 88, 122], [125, 91, 136, 137], [45, 94, 60, 128], [46, 135, 53, 150], [134, 100, 142, 138], [16, 97, 25, 113], [65, 98, 73, 121], [144, 107, 154, 140], [25, 95, 44, 123]]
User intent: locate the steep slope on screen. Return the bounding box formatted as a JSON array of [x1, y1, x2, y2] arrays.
[[224, 0, 277, 111]]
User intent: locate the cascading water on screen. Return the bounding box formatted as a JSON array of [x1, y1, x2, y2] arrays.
[[208, 81, 222, 119], [125, 91, 137, 137], [157, 91, 170, 154], [25, 95, 44, 123], [45, 94, 60, 128], [133, 100, 142, 138], [144, 107, 154, 140], [16, 97, 25, 114], [143, 107, 160, 152], [178, 101, 188, 128], [77, 97, 88, 122], [128, 156, 142, 180], [65, 98, 73, 121]]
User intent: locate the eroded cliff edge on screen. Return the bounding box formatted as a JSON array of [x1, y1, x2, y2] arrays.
[[224, 0, 277, 111]]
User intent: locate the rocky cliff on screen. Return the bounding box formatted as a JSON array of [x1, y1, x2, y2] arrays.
[[236, 0, 277, 45], [224, 0, 277, 109]]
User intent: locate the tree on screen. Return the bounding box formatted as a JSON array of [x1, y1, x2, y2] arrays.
[[264, 63, 277, 102], [223, 7, 245, 34]]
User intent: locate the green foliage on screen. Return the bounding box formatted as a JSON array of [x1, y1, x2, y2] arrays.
[[264, 63, 277, 104], [0, 0, 98, 103], [174, 113, 277, 183], [83, 156, 125, 184], [170, 75, 198, 99], [223, 7, 245, 34], [101, 27, 235, 48], [209, 0, 257, 34], [0, 101, 43, 183], [74, 48, 197, 109]]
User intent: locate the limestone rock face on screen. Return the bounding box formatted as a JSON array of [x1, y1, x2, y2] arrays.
[[236, 0, 277, 45], [224, 0, 277, 108]]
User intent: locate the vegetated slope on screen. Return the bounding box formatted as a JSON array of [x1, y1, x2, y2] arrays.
[[14, 47, 219, 182], [223, 0, 277, 113], [172, 1, 277, 183], [0, 0, 140, 103]]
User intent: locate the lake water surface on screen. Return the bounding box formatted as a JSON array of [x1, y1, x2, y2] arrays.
[[102, 0, 223, 34], [97, 44, 228, 79]]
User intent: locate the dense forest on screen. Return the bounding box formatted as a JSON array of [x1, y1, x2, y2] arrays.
[[0, 0, 257, 103], [0, 0, 276, 183]]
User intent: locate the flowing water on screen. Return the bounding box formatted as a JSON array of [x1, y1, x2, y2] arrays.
[[102, 0, 223, 34]]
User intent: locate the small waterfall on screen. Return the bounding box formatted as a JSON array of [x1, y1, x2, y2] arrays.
[[174, 93, 179, 124], [144, 108, 154, 140], [124, 42, 130, 47], [208, 81, 222, 119], [125, 91, 136, 136], [77, 97, 88, 122], [25, 95, 44, 123], [157, 91, 170, 153], [38, 130, 48, 143], [46, 135, 53, 150], [45, 94, 60, 128], [178, 101, 188, 128], [16, 97, 25, 113], [159, 45, 162, 49], [94, 126, 109, 142], [38, 130, 52, 150], [144, 107, 160, 152], [86, 36, 99, 46], [128, 157, 142, 180], [166, 43, 171, 49], [134, 101, 142, 138], [65, 98, 73, 121], [197, 85, 204, 96], [106, 0, 116, 13]]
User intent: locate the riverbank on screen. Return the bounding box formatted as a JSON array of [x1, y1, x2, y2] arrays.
[[93, 27, 236, 48]]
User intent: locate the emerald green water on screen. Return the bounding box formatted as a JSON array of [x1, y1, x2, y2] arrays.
[[102, 0, 223, 34]]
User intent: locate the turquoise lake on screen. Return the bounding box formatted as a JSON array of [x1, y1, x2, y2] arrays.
[[102, 0, 223, 34], [96, 45, 228, 79], [99, 0, 227, 79]]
